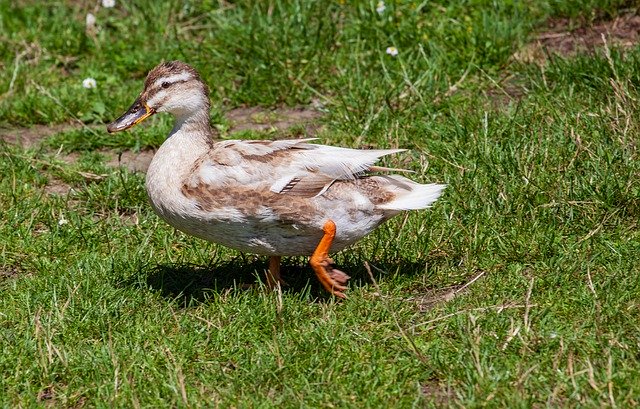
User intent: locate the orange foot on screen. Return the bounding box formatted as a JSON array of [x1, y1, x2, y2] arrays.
[[309, 220, 351, 299]]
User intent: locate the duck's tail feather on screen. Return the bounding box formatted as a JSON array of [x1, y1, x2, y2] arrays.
[[376, 175, 446, 211]]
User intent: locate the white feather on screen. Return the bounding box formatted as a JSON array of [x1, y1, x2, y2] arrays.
[[376, 175, 446, 210], [269, 175, 297, 193], [152, 72, 192, 89]]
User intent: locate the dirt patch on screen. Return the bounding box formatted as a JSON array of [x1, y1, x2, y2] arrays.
[[483, 75, 527, 108], [514, 13, 640, 64], [104, 149, 155, 173], [541, 13, 640, 55], [44, 178, 74, 196], [226, 106, 323, 135], [0, 122, 78, 148]]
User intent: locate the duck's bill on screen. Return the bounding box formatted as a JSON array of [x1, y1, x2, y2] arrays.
[[107, 98, 155, 133]]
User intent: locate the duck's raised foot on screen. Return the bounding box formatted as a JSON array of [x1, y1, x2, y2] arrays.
[[309, 220, 350, 299]]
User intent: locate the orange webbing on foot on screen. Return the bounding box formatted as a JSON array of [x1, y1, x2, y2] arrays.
[[309, 220, 350, 299]]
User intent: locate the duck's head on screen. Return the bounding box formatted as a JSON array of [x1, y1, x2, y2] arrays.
[[107, 61, 210, 133]]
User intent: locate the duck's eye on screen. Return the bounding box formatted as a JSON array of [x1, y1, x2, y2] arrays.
[[161, 81, 170, 89]]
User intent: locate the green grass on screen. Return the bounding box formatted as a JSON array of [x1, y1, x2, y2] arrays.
[[1, 0, 640, 407]]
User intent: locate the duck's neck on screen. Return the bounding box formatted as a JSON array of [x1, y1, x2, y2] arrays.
[[170, 108, 213, 148], [146, 109, 213, 200]]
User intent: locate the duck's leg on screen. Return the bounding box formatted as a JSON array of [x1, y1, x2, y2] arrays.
[[266, 256, 284, 289], [309, 220, 351, 299]]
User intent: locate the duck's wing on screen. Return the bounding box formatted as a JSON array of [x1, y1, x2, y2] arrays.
[[195, 138, 406, 198]]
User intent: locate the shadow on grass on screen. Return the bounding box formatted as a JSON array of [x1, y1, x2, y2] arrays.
[[126, 254, 448, 307]]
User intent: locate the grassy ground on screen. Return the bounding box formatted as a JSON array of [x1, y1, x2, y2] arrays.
[[1, 0, 639, 407]]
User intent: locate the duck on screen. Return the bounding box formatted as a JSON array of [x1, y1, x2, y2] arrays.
[[107, 61, 445, 299]]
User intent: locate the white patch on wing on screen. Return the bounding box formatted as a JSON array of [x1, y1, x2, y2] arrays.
[[152, 72, 192, 89], [299, 145, 406, 180], [270, 175, 298, 193]]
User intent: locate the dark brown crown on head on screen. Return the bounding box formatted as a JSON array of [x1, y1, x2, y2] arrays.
[[142, 61, 210, 103]]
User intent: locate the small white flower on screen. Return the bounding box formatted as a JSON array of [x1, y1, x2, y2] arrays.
[[386, 46, 398, 57], [101, 0, 116, 8], [82, 78, 97, 89], [376, 1, 386, 14], [85, 13, 96, 29], [58, 216, 68, 226]]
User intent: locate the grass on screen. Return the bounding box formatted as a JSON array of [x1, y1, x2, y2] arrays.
[[1, 0, 639, 407]]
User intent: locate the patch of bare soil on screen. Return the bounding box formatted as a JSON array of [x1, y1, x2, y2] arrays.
[[104, 149, 156, 173], [483, 75, 527, 108], [514, 13, 640, 64], [0, 122, 78, 148], [226, 106, 324, 134], [44, 178, 74, 196]]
